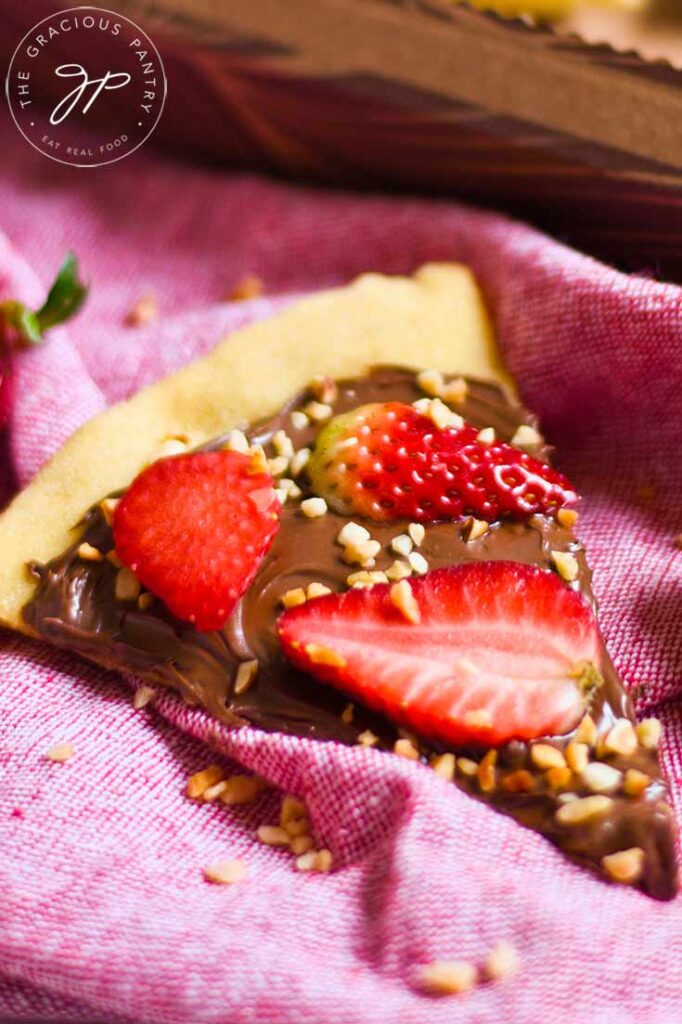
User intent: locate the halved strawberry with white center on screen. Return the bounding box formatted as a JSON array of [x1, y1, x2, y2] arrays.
[[113, 450, 281, 631], [306, 401, 576, 522], [278, 562, 601, 748]]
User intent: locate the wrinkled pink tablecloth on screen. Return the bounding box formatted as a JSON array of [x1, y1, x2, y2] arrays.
[[1, 116, 682, 1024]]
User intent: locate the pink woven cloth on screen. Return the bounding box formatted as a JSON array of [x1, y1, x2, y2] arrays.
[[1, 117, 682, 1024]]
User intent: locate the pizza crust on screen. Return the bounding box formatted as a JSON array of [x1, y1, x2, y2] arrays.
[[0, 263, 510, 634]]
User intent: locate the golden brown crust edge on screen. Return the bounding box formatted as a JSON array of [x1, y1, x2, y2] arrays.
[[0, 263, 511, 634]]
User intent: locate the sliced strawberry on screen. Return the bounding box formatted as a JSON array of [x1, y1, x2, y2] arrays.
[[278, 562, 601, 748], [113, 450, 281, 631], [306, 402, 576, 523]]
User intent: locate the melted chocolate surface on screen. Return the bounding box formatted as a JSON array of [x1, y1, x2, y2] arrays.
[[23, 367, 678, 899]]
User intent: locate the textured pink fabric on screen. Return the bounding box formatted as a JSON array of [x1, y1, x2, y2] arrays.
[[1, 117, 682, 1024]]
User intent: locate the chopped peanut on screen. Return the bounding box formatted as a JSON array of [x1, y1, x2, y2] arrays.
[[281, 588, 307, 609], [511, 425, 542, 449], [305, 643, 346, 667], [257, 825, 290, 846], [476, 427, 496, 445], [187, 765, 225, 800], [636, 718, 662, 751], [417, 961, 477, 996], [555, 795, 613, 826], [234, 659, 259, 695], [46, 741, 74, 763], [115, 567, 141, 602], [430, 752, 456, 782], [77, 542, 102, 562], [389, 580, 421, 624], [394, 738, 420, 760], [300, 497, 328, 519], [220, 775, 265, 806], [202, 858, 247, 885], [530, 744, 566, 771], [603, 719, 638, 758], [601, 847, 645, 884]]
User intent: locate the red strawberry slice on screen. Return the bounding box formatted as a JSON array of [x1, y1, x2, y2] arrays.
[[113, 450, 281, 631], [306, 402, 576, 523], [278, 562, 601, 748]]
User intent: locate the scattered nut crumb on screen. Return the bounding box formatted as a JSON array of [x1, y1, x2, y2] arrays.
[[225, 428, 249, 454], [77, 542, 102, 562], [203, 858, 247, 885], [291, 410, 309, 431], [511, 425, 542, 449], [248, 444, 269, 475], [341, 702, 354, 724], [484, 940, 519, 981], [457, 757, 479, 777], [337, 521, 371, 546], [476, 427, 496, 446], [290, 448, 312, 479], [46, 741, 74, 763], [601, 847, 644, 884], [441, 377, 468, 404], [530, 744, 566, 771], [347, 570, 388, 587], [581, 762, 622, 794], [391, 533, 413, 557], [291, 834, 314, 855], [408, 523, 425, 546], [574, 714, 597, 746], [115, 567, 141, 602], [132, 685, 156, 710], [389, 579, 421, 624], [125, 293, 157, 327], [408, 551, 428, 576], [137, 592, 154, 611], [623, 768, 651, 797], [557, 508, 579, 529], [386, 560, 412, 582], [228, 274, 263, 302], [546, 765, 573, 790], [551, 550, 579, 582], [187, 765, 225, 800], [603, 719, 638, 757], [417, 960, 477, 996], [284, 817, 310, 838], [358, 730, 379, 747], [464, 518, 489, 542], [555, 794, 613, 826], [307, 582, 332, 599], [234, 659, 259, 695], [99, 497, 119, 525], [304, 401, 333, 422], [281, 587, 307, 609], [272, 430, 295, 459], [501, 769, 534, 793], [300, 497, 327, 519], [635, 717, 661, 751], [305, 643, 346, 667], [202, 780, 229, 802], [565, 740, 589, 773], [295, 851, 318, 872], [155, 437, 187, 461], [394, 737, 420, 760], [478, 750, 497, 792], [425, 397, 463, 431], [257, 825, 290, 846], [280, 795, 307, 825], [220, 775, 265, 806], [430, 752, 456, 782], [268, 455, 290, 477], [343, 539, 381, 567], [417, 369, 443, 397], [314, 849, 333, 873]]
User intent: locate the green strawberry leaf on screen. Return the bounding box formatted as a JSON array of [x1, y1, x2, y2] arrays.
[[35, 251, 88, 333], [0, 251, 88, 348]]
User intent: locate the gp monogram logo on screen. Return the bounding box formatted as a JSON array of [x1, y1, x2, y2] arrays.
[[5, 7, 167, 167]]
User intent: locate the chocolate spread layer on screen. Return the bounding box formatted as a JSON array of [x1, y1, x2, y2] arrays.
[[23, 367, 678, 899]]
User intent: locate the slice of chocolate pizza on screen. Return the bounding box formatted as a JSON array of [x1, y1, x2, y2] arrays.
[[0, 265, 676, 899]]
